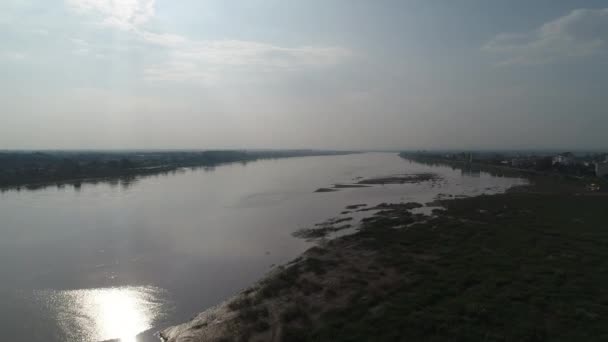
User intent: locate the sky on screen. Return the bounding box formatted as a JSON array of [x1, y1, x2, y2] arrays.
[[1, 0, 607, 150]]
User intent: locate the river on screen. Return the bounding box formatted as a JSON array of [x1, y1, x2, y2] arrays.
[[0, 153, 526, 341]]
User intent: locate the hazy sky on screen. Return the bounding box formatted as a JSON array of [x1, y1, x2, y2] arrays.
[[1, 0, 607, 150]]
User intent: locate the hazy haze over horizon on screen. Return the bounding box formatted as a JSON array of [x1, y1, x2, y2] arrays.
[[1, 0, 607, 150]]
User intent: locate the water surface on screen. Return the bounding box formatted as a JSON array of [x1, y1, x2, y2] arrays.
[[0, 153, 526, 341]]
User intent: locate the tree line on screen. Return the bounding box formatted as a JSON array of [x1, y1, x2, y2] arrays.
[[0, 150, 352, 188]]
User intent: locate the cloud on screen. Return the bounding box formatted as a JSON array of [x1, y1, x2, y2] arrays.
[[29, 28, 49, 36], [483, 8, 608, 65], [143, 40, 352, 83], [1, 51, 26, 61], [70, 38, 92, 55], [65, 0, 352, 83], [138, 31, 188, 47], [66, 0, 155, 30]]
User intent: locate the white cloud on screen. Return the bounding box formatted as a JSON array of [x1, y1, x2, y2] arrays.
[[66, 0, 155, 30], [138, 31, 188, 47], [66, 0, 352, 83], [1, 51, 26, 61], [29, 28, 49, 36], [483, 8, 608, 65], [71, 38, 90, 55], [69, 37, 110, 58], [143, 40, 352, 83]]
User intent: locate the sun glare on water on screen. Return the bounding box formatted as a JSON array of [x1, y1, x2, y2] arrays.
[[35, 286, 166, 342]]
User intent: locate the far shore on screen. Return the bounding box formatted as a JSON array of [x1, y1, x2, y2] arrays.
[[0, 150, 358, 191], [0, 165, 176, 191]]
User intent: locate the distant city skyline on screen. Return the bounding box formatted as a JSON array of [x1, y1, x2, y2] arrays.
[[1, 0, 607, 150]]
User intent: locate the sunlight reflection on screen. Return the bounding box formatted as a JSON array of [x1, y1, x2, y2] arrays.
[[35, 286, 166, 342]]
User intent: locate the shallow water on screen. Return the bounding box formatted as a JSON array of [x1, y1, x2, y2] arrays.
[[0, 153, 526, 341]]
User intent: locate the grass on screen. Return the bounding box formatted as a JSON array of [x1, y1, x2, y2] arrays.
[[281, 304, 311, 324], [165, 175, 608, 342], [307, 191, 608, 341], [239, 306, 269, 322], [256, 264, 302, 299]]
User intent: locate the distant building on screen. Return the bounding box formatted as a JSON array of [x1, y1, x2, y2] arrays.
[[596, 163, 608, 177], [552, 152, 575, 166]]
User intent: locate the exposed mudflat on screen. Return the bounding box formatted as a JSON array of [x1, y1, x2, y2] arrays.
[[356, 173, 440, 185], [313, 188, 339, 193]]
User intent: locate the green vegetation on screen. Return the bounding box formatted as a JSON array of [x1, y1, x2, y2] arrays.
[[161, 162, 608, 342], [310, 190, 608, 341]]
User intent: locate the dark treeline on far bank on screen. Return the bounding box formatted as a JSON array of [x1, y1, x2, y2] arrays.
[[0, 150, 354, 189], [400, 150, 608, 180]]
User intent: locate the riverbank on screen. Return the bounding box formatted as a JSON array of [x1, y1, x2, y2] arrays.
[[0, 150, 356, 191], [400, 152, 608, 190], [160, 174, 608, 341]]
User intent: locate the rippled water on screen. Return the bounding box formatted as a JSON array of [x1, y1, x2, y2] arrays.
[[0, 153, 526, 341]]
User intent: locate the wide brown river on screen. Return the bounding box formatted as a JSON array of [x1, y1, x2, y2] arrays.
[[0, 153, 526, 341]]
